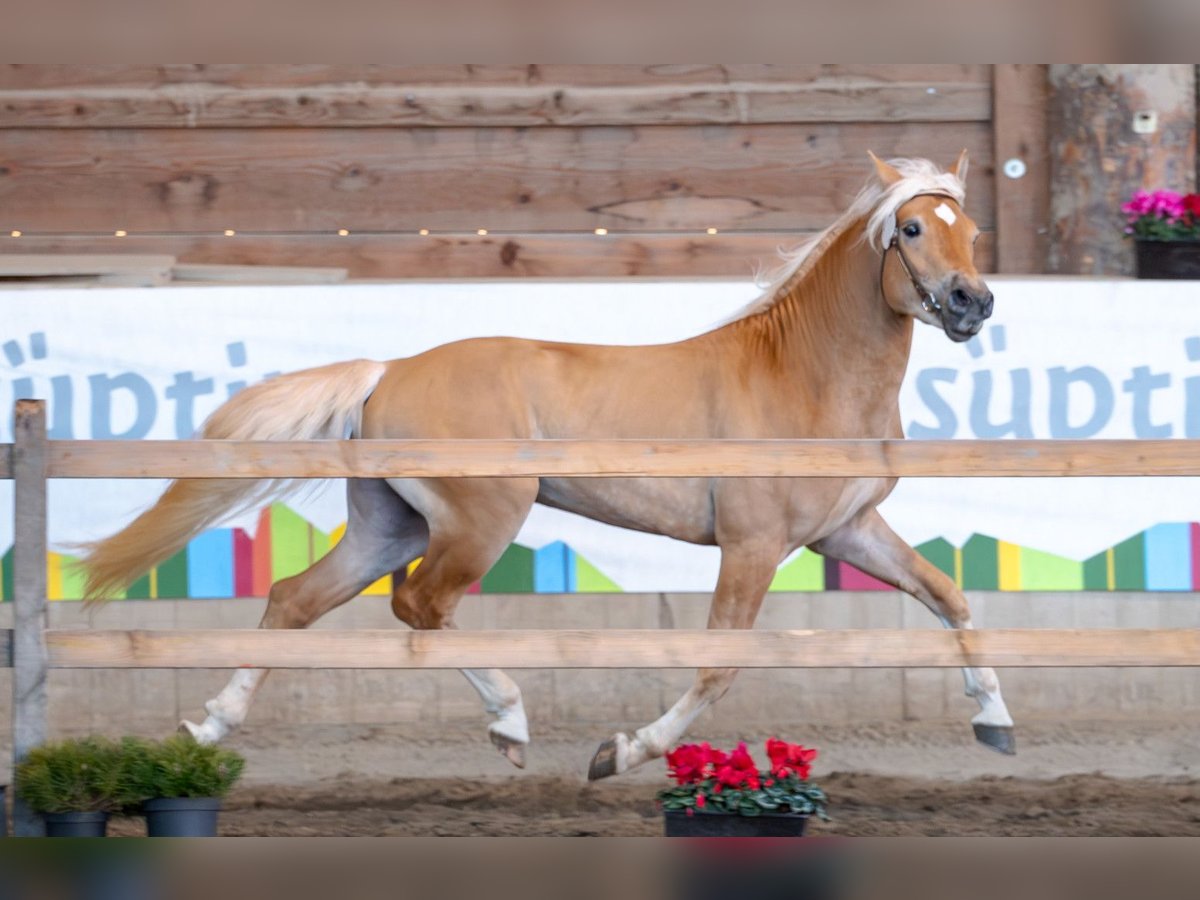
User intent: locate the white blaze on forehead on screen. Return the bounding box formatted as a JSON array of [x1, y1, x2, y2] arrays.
[[934, 202, 958, 226]]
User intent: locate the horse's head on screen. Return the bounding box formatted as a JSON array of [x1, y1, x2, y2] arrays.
[[870, 151, 993, 342]]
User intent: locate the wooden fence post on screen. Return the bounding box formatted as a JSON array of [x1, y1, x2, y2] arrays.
[[12, 400, 48, 836]]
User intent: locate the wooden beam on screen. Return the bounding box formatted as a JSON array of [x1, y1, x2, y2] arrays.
[[0, 231, 997, 279], [992, 65, 1050, 273], [0, 123, 996, 233], [39, 437, 1200, 480], [11, 400, 47, 836], [0, 81, 991, 129], [0, 253, 175, 286], [170, 263, 348, 284], [41, 628, 1200, 669], [0, 65, 993, 90]]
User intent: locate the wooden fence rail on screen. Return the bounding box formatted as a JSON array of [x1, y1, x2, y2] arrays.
[[4, 399, 1200, 833], [0, 628, 1191, 670], [7, 437, 1200, 480]]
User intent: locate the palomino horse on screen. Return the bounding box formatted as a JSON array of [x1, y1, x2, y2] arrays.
[[82, 152, 1015, 779]]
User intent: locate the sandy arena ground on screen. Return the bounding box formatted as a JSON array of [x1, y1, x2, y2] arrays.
[[100, 719, 1200, 836]]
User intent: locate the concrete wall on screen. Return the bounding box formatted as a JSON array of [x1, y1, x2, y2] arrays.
[[2, 591, 1198, 744]]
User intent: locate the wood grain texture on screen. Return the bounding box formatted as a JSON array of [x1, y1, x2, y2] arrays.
[[1048, 65, 1197, 275], [40, 438, 1200, 479], [992, 65, 1050, 273], [0, 123, 995, 233], [3, 231, 997, 278], [40, 628, 1200, 669], [0, 82, 989, 129], [0, 64, 992, 90], [11, 401, 47, 836]]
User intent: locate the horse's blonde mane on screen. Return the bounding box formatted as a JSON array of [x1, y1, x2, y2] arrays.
[[729, 157, 966, 322]]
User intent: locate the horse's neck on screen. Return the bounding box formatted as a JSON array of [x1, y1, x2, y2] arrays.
[[725, 224, 914, 428]]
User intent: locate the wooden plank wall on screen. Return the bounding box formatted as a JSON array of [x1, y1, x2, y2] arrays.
[[0, 65, 1003, 278]]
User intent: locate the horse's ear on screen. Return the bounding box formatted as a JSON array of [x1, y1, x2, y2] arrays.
[[868, 151, 903, 187], [951, 149, 969, 183]]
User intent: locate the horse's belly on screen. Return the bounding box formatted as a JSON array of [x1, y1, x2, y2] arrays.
[[537, 477, 716, 545]]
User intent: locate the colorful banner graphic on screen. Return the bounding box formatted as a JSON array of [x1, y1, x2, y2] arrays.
[[2, 500, 1197, 599]]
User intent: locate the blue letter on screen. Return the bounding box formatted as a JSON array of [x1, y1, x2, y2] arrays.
[[1048, 366, 1113, 438], [907, 368, 959, 438], [1122, 366, 1173, 438], [89, 373, 156, 439], [970, 369, 1033, 438], [165, 371, 215, 438]]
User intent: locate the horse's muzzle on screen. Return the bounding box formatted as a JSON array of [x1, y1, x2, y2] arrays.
[[941, 287, 993, 342]]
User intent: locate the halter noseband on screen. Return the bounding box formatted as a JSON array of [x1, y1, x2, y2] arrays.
[[880, 192, 959, 315]]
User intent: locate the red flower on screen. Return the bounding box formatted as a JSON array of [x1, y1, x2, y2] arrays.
[[766, 738, 818, 781], [695, 793, 706, 809], [666, 743, 710, 785], [666, 742, 729, 784], [714, 741, 761, 790], [1184, 194, 1200, 217]]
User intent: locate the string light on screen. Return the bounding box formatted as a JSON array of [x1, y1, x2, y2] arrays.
[[114, 230, 127, 237], [594, 227, 608, 235], [418, 228, 430, 236], [706, 227, 719, 235], [223, 229, 236, 237], [337, 228, 350, 236], [9, 230, 21, 237], [476, 228, 488, 236]]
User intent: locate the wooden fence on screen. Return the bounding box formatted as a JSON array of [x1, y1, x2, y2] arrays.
[[4, 398, 1200, 834]]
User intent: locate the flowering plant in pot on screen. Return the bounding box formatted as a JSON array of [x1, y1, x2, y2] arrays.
[[657, 739, 827, 837], [1122, 189, 1200, 279], [122, 736, 245, 837], [14, 736, 124, 837]]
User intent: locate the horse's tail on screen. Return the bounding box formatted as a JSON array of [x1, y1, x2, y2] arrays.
[[79, 358, 388, 603]]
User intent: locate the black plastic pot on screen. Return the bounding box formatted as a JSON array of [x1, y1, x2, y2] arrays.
[[664, 809, 808, 837], [143, 797, 221, 837], [44, 811, 109, 837], [1135, 240, 1200, 279]]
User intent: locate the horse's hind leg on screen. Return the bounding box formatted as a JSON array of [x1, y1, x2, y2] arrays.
[[811, 508, 1016, 755], [182, 479, 427, 744], [388, 477, 538, 768]]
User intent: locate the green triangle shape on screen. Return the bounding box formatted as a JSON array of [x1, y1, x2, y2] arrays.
[[573, 552, 622, 592], [769, 550, 824, 591]]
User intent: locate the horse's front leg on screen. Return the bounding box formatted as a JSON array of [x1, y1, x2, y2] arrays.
[[812, 508, 1016, 754], [588, 537, 783, 780]]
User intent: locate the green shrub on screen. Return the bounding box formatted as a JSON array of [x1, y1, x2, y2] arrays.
[[15, 737, 123, 814], [123, 736, 245, 800]]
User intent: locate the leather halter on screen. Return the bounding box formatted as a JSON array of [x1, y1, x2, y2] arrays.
[[880, 192, 959, 315]]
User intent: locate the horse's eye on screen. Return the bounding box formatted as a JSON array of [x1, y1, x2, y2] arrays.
[[902, 223, 921, 239]]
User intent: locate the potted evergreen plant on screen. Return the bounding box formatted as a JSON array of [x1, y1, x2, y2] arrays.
[[1122, 189, 1200, 279], [14, 737, 123, 837], [657, 738, 828, 837], [124, 736, 245, 837]]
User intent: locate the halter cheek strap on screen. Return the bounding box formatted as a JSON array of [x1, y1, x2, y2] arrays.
[[881, 192, 959, 315]]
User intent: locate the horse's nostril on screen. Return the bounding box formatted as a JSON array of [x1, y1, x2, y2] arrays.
[[948, 289, 971, 313]]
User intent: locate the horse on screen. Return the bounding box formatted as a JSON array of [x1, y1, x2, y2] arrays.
[[80, 151, 1014, 780]]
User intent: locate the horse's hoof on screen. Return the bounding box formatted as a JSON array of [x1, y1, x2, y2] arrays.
[[588, 739, 620, 781], [973, 722, 1016, 755], [489, 730, 527, 769]]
